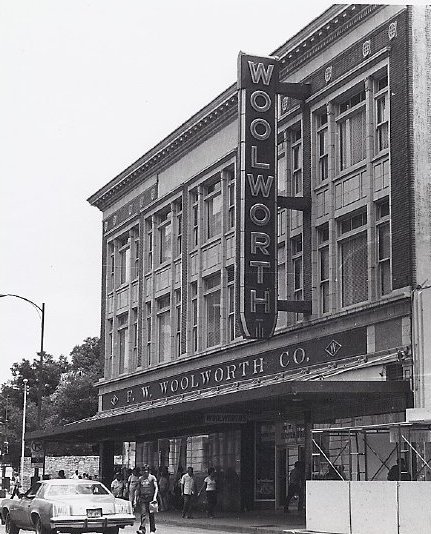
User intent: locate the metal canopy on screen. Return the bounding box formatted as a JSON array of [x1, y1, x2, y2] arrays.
[[27, 379, 411, 444]]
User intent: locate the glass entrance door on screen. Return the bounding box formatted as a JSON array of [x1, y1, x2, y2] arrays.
[[275, 445, 304, 508]]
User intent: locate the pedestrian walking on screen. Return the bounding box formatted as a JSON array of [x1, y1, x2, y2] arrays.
[[157, 466, 170, 511], [111, 472, 125, 498], [11, 471, 20, 499], [135, 465, 158, 534], [128, 467, 141, 509], [180, 466, 195, 519], [198, 467, 217, 518], [284, 461, 305, 512]]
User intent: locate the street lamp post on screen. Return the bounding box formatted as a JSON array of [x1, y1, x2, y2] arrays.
[[0, 294, 45, 427], [20, 379, 28, 491]]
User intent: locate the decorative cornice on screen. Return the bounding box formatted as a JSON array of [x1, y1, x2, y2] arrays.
[[88, 4, 384, 212]]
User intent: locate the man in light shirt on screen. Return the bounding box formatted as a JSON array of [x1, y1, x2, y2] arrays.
[[180, 466, 195, 519]]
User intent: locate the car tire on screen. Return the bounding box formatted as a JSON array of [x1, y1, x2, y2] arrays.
[[35, 516, 52, 534], [103, 527, 119, 534], [5, 512, 20, 534]]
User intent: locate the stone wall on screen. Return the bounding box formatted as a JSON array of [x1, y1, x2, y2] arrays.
[[21, 455, 123, 491]]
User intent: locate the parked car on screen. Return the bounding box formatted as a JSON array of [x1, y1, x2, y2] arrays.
[[0, 479, 135, 534]]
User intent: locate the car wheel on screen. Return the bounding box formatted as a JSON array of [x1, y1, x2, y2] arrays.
[[35, 516, 51, 534], [5, 512, 20, 534], [103, 527, 119, 534]]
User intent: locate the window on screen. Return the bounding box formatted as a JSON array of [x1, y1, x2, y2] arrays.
[[291, 235, 303, 320], [175, 201, 183, 257], [204, 273, 221, 347], [376, 199, 391, 296], [290, 123, 302, 195], [338, 89, 366, 171], [157, 294, 171, 363], [146, 219, 153, 271], [278, 208, 286, 237], [118, 235, 131, 286], [375, 76, 389, 153], [117, 313, 128, 374], [191, 282, 198, 352], [108, 242, 115, 292], [317, 112, 329, 181], [191, 191, 199, 248], [205, 179, 222, 240], [107, 318, 113, 361], [276, 245, 286, 330], [226, 266, 235, 341], [318, 223, 330, 314], [175, 289, 182, 357], [146, 302, 152, 367], [158, 209, 172, 264], [132, 308, 138, 366], [227, 171, 235, 230], [339, 211, 368, 307], [133, 233, 140, 280]]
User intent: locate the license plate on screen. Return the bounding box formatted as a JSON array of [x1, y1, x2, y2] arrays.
[[86, 509, 102, 518]]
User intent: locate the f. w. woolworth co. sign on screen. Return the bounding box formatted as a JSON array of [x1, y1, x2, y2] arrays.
[[102, 327, 367, 411]]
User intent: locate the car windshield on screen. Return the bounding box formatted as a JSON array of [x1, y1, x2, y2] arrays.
[[46, 483, 110, 497]]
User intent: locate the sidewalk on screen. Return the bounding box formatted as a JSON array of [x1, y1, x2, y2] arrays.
[[155, 508, 311, 534]]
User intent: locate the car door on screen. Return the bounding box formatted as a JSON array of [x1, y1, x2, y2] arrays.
[[14, 483, 41, 529]]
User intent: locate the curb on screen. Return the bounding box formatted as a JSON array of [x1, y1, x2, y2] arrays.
[[157, 517, 306, 534]]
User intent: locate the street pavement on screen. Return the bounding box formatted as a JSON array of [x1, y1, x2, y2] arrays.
[[0, 511, 308, 534], [0, 526, 234, 534]]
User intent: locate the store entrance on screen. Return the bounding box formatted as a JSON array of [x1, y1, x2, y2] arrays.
[[275, 445, 304, 509]]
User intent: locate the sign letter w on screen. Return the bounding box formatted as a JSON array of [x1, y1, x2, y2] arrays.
[[247, 174, 274, 198], [248, 61, 275, 85]]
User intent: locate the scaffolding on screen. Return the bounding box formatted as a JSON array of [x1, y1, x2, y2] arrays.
[[311, 422, 431, 482]]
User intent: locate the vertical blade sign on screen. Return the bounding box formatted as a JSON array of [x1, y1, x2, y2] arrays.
[[237, 53, 278, 339]]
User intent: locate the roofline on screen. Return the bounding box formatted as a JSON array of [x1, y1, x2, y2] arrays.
[[88, 4, 380, 211]]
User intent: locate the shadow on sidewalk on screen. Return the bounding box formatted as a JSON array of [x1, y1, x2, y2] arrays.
[[154, 508, 306, 533]]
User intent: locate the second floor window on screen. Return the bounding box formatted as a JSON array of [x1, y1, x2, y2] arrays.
[[339, 211, 368, 307], [204, 272, 221, 348], [377, 199, 391, 296], [117, 313, 128, 374], [157, 294, 171, 363], [318, 223, 330, 314]]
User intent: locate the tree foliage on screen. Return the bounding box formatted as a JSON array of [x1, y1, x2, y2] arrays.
[[1, 337, 102, 465]]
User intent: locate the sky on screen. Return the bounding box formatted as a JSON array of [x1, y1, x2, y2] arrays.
[[1, 0, 386, 383]]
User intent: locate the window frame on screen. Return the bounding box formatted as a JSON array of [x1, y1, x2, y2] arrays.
[[204, 272, 221, 348], [374, 75, 389, 154], [336, 88, 367, 172], [376, 199, 391, 297], [338, 210, 368, 308]]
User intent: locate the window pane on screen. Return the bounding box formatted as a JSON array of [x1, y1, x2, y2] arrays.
[[378, 223, 390, 260], [207, 193, 222, 238], [320, 246, 329, 280], [158, 310, 171, 362], [350, 110, 366, 165], [159, 222, 172, 263], [206, 290, 221, 347], [341, 233, 368, 306]]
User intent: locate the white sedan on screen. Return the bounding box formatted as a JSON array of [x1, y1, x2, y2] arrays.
[[1, 479, 135, 534]]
